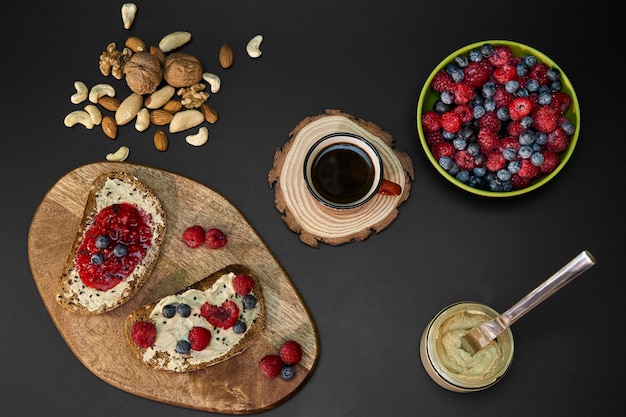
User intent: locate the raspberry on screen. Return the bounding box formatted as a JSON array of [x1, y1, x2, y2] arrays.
[[485, 151, 506, 172], [488, 45, 514, 66], [477, 130, 499, 151], [259, 354, 283, 379], [131, 321, 157, 349], [205, 228, 227, 249], [431, 70, 453, 92], [517, 159, 539, 179], [431, 142, 455, 160], [279, 340, 303, 365], [477, 111, 501, 132], [421, 111, 441, 133], [454, 150, 475, 170], [463, 61, 491, 88], [508, 97, 533, 120], [182, 225, 205, 248], [500, 136, 520, 151], [539, 151, 560, 173], [200, 300, 239, 329], [232, 273, 255, 296], [425, 130, 444, 146], [533, 106, 559, 133], [451, 82, 475, 104], [188, 326, 212, 351], [506, 120, 524, 137], [493, 87, 513, 107], [441, 111, 462, 132], [550, 91, 572, 114], [545, 128, 569, 152], [510, 174, 530, 190], [529, 62, 550, 85], [492, 64, 517, 84], [454, 103, 473, 123]]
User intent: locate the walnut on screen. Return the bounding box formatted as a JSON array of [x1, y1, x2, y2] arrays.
[[123, 52, 164, 95], [99, 42, 132, 80], [164, 52, 203, 88], [177, 83, 209, 109]]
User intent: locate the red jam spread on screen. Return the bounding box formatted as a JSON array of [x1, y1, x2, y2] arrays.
[[75, 203, 153, 291]]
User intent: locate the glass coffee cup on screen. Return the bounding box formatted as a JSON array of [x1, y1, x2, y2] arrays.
[[303, 132, 401, 209]]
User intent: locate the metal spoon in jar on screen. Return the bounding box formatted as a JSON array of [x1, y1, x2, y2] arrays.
[[460, 250, 596, 355]]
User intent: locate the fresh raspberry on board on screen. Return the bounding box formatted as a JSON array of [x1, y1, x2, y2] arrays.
[[463, 61, 491, 88], [454, 150, 475, 170], [431, 142, 455, 160], [488, 45, 514, 66], [451, 82, 475, 104], [539, 151, 560, 173], [533, 106, 559, 133], [205, 227, 227, 249], [232, 273, 255, 296], [131, 321, 157, 349], [477, 111, 501, 132], [181, 225, 206, 248], [477, 130, 500, 151], [259, 354, 284, 379], [421, 110, 441, 133], [431, 70, 454, 92], [508, 97, 533, 120], [441, 111, 462, 132], [517, 159, 539, 179], [546, 128, 569, 152], [485, 151, 506, 172], [188, 326, 212, 351], [279, 340, 303, 366]]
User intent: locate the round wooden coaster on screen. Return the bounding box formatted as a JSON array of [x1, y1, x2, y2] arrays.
[[268, 109, 414, 247]]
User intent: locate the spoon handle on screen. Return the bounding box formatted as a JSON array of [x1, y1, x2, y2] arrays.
[[500, 250, 596, 327]]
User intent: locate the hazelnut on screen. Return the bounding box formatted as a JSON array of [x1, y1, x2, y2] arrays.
[[164, 52, 203, 88], [123, 52, 163, 95]]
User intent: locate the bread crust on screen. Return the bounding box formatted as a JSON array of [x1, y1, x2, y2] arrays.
[[124, 264, 266, 372], [56, 172, 166, 314]]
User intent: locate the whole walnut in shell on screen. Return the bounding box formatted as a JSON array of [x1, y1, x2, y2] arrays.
[[124, 52, 163, 95], [164, 52, 203, 88]]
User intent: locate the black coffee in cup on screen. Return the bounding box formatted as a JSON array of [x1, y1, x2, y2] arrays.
[[310, 143, 375, 205]]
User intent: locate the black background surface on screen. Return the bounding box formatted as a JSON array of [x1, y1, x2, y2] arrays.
[[2, 1, 623, 416]]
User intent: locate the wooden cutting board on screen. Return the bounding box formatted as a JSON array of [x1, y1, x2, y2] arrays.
[[27, 162, 319, 414]]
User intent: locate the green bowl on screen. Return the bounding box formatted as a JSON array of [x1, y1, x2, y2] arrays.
[[416, 40, 581, 197]]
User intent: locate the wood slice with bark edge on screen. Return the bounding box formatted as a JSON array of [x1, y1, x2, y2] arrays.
[[268, 109, 414, 247]]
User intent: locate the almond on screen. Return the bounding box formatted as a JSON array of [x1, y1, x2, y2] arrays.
[[101, 115, 117, 139], [98, 96, 121, 111], [218, 43, 234, 69], [163, 99, 183, 114], [153, 130, 168, 152], [125, 36, 147, 53], [200, 103, 219, 124], [150, 109, 174, 125]]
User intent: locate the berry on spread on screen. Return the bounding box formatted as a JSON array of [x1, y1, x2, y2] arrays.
[[421, 43, 576, 192], [259, 354, 283, 379], [188, 326, 212, 351], [200, 300, 239, 329], [279, 340, 303, 366], [205, 227, 227, 249], [232, 273, 255, 296], [182, 225, 206, 248], [131, 321, 157, 349]]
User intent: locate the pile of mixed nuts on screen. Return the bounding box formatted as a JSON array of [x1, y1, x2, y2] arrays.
[[63, 3, 263, 161]]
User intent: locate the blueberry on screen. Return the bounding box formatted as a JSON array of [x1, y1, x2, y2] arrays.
[[531, 152, 545, 166], [508, 160, 521, 174], [550, 80, 562, 92], [496, 107, 509, 121], [480, 44, 494, 57], [520, 116, 534, 129], [434, 100, 451, 113], [162, 304, 177, 318], [95, 235, 110, 249], [176, 303, 191, 317], [113, 243, 128, 257], [561, 119, 576, 135], [456, 170, 470, 183], [502, 148, 517, 161], [484, 98, 496, 112], [547, 67, 561, 82], [519, 130, 535, 145], [442, 130, 456, 140], [473, 166, 487, 177], [469, 48, 483, 62], [538, 91, 552, 106], [232, 320, 247, 334], [523, 55, 537, 67], [516, 62, 528, 77], [535, 132, 548, 145], [497, 169, 512, 182], [516, 88, 529, 97], [481, 82, 496, 99], [175, 340, 191, 355], [467, 142, 481, 156], [243, 294, 257, 309], [488, 180, 503, 192], [504, 80, 519, 93], [91, 253, 104, 265], [502, 181, 514, 192], [280, 366, 296, 381], [440, 90, 455, 105], [454, 55, 469, 68], [468, 176, 484, 188], [439, 156, 454, 171], [518, 145, 533, 159], [453, 137, 467, 150], [472, 105, 486, 120], [525, 78, 539, 92]]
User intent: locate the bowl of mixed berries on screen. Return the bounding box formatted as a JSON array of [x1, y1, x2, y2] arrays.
[[417, 40, 580, 197]]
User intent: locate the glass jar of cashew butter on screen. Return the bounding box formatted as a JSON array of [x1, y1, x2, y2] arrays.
[[419, 302, 514, 392]]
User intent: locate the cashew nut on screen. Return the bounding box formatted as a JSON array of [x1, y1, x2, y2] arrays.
[[70, 81, 88, 104], [246, 34, 263, 58], [158, 31, 192, 53], [84, 104, 102, 125], [169, 109, 204, 133], [121, 3, 137, 30], [89, 83, 116, 104], [144, 85, 176, 109], [106, 146, 130, 161], [202, 73, 221, 94], [115, 92, 143, 125], [135, 108, 150, 132], [64, 110, 94, 129], [185, 126, 209, 146]]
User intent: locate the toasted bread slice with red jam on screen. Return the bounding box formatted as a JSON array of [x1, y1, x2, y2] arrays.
[[125, 264, 265, 372], [56, 172, 166, 314]]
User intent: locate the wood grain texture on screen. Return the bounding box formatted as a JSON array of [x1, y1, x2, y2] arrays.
[[27, 162, 319, 414], [268, 109, 414, 247]]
